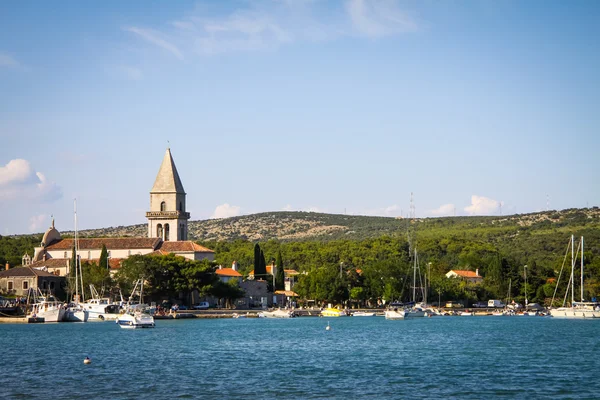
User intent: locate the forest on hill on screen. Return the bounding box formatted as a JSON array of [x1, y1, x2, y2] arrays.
[[2, 208, 599, 306]]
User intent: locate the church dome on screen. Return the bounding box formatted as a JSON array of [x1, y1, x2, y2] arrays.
[[41, 219, 61, 247]]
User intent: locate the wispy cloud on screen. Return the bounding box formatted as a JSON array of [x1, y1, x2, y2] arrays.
[[0, 52, 19, 68], [0, 159, 62, 202], [428, 203, 455, 217], [210, 203, 241, 219], [464, 195, 503, 215], [345, 0, 419, 38], [125, 0, 420, 58], [125, 27, 184, 60], [363, 204, 402, 217]]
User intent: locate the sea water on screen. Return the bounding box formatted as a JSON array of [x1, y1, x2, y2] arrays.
[[1, 316, 599, 399]]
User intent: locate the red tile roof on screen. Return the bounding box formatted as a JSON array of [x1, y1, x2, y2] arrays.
[[29, 259, 70, 269], [450, 270, 481, 278], [216, 268, 242, 277], [158, 241, 214, 253], [45, 238, 162, 251]]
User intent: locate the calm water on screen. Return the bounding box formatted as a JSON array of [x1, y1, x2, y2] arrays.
[[1, 316, 599, 399]]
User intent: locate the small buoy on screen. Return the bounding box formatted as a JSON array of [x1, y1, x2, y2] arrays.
[[83, 357, 91, 365], [325, 322, 331, 331]]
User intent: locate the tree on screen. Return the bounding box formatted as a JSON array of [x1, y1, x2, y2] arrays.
[[253, 243, 266, 277], [98, 244, 109, 271], [275, 249, 285, 290]]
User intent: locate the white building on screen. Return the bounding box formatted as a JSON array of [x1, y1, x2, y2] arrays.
[[29, 148, 214, 276]]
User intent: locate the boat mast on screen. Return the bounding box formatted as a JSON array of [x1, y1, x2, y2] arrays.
[[412, 249, 417, 303], [571, 234, 575, 307], [581, 236, 584, 302], [74, 199, 79, 303]]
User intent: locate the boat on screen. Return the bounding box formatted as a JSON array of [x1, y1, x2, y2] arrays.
[[320, 307, 346, 317], [460, 311, 474, 316], [116, 279, 155, 328], [63, 200, 89, 322], [384, 308, 406, 320], [550, 235, 600, 319], [258, 309, 296, 318], [26, 288, 65, 322], [352, 311, 375, 317], [83, 285, 121, 321]]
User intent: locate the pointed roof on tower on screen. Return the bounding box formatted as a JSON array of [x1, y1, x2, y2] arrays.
[[151, 148, 185, 194]]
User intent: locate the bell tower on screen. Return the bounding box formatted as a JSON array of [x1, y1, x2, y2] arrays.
[[146, 148, 190, 241]]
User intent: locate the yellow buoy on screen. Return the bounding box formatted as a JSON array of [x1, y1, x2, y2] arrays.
[[84, 357, 91, 365]]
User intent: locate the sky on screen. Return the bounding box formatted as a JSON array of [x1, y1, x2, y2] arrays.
[[1, 0, 599, 235]]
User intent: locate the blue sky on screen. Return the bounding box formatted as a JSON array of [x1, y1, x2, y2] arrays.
[[1, 0, 599, 235]]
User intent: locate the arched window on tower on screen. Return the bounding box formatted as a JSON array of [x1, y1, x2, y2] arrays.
[[180, 224, 185, 240], [165, 224, 170, 241], [179, 201, 183, 211], [160, 201, 166, 211], [157, 224, 163, 239]]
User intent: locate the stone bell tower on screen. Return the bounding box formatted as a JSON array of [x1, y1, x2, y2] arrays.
[[146, 148, 190, 241]]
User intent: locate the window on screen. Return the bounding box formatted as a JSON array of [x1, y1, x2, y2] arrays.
[[50, 282, 55, 290], [179, 201, 182, 211], [165, 224, 170, 241], [23, 281, 29, 290], [8, 281, 13, 291], [88, 251, 91, 259], [180, 224, 185, 240], [108, 251, 111, 257], [157, 224, 163, 238], [42, 281, 48, 289], [64, 251, 67, 258], [128, 250, 131, 256], [160, 201, 166, 211]]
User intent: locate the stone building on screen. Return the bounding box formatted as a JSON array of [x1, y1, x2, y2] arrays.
[[0, 263, 66, 297], [27, 148, 214, 277]]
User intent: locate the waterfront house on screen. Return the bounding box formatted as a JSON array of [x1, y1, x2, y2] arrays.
[[445, 269, 483, 284], [0, 263, 66, 297]]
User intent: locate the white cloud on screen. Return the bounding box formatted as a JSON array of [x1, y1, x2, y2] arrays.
[[0, 52, 19, 68], [29, 214, 47, 233], [125, 27, 184, 60], [0, 159, 62, 202], [428, 203, 455, 217], [281, 204, 293, 211], [464, 195, 503, 215], [345, 0, 419, 38], [211, 203, 241, 219], [306, 206, 321, 213]]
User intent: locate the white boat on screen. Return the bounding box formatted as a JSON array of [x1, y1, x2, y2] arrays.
[[116, 279, 155, 328], [385, 308, 406, 320], [352, 311, 375, 317], [116, 308, 155, 328], [26, 289, 66, 323], [460, 311, 474, 316], [550, 236, 600, 319], [83, 285, 121, 321], [258, 309, 296, 318], [63, 302, 89, 322], [63, 199, 89, 323]]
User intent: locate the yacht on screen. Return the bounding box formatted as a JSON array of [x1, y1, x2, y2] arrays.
[[320, 307, 346, 317], [84, 285, 121, 321], [116, 307, 155, 328]]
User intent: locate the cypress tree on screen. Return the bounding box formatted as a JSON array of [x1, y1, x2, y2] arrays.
[[99, 244, 109, 270], [254, 243, 266, 278], [260, 250, 267, 278], [275, 249, 285, 291]]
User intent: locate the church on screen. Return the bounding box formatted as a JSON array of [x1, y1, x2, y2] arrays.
[[26, 148, 215, 276]]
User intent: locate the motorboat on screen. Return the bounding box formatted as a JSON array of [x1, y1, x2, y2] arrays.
[[385, 308, 406, 320], [116, 307, 155, 329], [83, 285, 121, 321], [320, 307, 346, 317], [352, 311, 375, 317], [258, 309, 296, 318]]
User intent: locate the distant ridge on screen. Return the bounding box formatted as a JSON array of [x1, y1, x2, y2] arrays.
[[54, 208, 599, 242]]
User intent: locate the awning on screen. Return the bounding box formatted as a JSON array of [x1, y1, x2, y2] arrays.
[[274, 290, 298, 297]]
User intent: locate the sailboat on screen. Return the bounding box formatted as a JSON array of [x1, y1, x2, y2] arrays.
[[63, 199, 89, 322], [384, 248, 426, 319], [549, 235, 600, 319]]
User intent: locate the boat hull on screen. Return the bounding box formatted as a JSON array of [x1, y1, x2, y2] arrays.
[[385, 310, 406, 320], [549, 308, 600, 319], [116, 313, 155, 328]]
